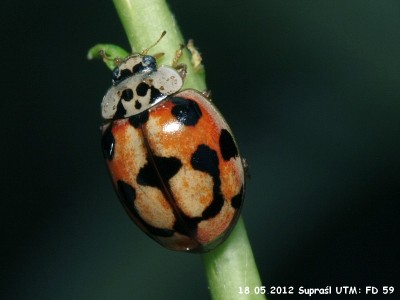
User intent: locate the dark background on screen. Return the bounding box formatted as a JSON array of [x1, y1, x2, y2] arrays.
[[2, 1, 399, 299]]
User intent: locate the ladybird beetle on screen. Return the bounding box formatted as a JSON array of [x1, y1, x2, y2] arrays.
[[100, 41, 245, 252]]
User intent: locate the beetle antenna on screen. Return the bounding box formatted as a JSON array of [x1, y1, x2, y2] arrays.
[[141, 31, 167, 55], [99, 50, 122, 66]]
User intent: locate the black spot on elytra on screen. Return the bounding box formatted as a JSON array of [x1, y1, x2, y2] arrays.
[[147, 226, 175, 237], [136, 155, 196, 237], [129, 110, 149, 128], [121, 88, 134, 101], [191, 144, 224, 219], [191, 144, 220, 178], [231, 185, 244, 209], [219, 129, 238, 161], [135, 100, 142, 109], [136, 82, 149, 97], [171, 97, 202, 126], [137, 156, 182, 188], [117, 180, 136, 211], [173, 215, 201, 236], [101, 124, 115, 160], [117, 180, 174, 237], [202, 191, 224, 219]]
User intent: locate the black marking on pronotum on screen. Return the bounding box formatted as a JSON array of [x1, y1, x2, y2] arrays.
[[137, 156, 182, 188], [135, 83, 164, 105], [219, 129, 238, 161], [129, 110, 149, 128], [149, 86, 164, 104], [102, 124, 115, 160], [136, 82, 149, 97], [121, 88, 134, 101], [117, 180, 174, 237], [135, 100, 142, 110], [171, 97, 202, 126], [191, 144, 224, 219], [231, 185, 244, 209], [114, 100, 127, 119]]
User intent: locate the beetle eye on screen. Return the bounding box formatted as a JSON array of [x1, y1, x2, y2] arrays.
[[112, 67, 120, 82], [142, 55, 156, 66], [142, 55, 157, 73]]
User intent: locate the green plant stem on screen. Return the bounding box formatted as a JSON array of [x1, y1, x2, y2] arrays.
[[203, 217, 265, 299], [87, 44, 129, 69], [107, 0, 265, 299]]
